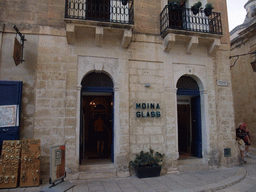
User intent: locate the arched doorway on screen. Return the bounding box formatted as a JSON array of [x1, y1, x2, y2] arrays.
[[176, 76, 202, 159], [80, 72, 114, 164]]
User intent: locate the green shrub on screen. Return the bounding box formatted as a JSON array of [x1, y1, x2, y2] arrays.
[[130, 149, 165, 168]]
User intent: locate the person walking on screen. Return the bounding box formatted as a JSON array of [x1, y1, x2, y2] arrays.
[[243, 123, 252, 157], [236, 123, 247, 163], [94, 114, 107, 156]]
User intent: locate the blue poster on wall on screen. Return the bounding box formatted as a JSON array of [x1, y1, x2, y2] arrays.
[[0, 81, 22, 148]]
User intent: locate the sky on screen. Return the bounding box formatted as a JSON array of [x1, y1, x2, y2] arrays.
[[227, 0, 248, 31]]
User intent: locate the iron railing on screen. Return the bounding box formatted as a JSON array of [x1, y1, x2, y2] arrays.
[[65, 0, 134, 25], [160, 5, 222, 35]]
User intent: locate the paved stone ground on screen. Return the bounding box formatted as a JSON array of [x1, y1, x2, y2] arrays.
[[1, 147, 256, 192], [218, 145, 256, 192]]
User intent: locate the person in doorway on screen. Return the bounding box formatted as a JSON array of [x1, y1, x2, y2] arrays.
[[103, 115, 111, 156], [236, 123, 247, 163], [243, 123, 252, 157], [94, 114, 107, 156]]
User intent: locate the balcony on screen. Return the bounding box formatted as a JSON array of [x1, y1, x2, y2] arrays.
[[160, 5, 223, 54], [64, 0, 134, 47], [160, 5, 222, 36]]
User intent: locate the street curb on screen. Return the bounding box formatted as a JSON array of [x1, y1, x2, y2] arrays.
[[170, 167, 247, 192]]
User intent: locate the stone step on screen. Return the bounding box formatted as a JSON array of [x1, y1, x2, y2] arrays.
[[79, 170, 117, 180], [79, 163, 115, 172], [178, 158, 204, 165], [79, 164, 117, 179], [178, 158, 209, 172]]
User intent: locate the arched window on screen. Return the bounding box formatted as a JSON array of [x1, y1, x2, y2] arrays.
[[81, 72, 113, 92], [176, 76, 199, 95]]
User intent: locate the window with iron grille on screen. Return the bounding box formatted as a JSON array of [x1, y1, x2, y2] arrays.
[[177, 76, 199, 90], [81, 72, 113, 88]]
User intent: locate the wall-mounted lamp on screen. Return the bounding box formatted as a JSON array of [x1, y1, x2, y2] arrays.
[[230, 51, 256, 72]]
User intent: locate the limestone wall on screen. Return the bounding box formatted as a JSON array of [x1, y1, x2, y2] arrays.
[[231, 23, 256, 143], [0, 25, 38, 140], [35, 31, 79, 179], [134, 0, 161, 35], [0, 0, 238, 181], [0, 0, 65, 27]]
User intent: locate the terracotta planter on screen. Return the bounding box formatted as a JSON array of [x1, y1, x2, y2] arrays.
[[135, 166, 161, 178]]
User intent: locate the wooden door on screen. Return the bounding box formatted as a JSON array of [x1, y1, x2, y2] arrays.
[[191, 96, 202, 158]]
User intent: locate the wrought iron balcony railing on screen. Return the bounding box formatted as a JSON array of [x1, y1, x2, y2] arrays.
[[160, 5, 222, 35], [65, 0, 134, 25]]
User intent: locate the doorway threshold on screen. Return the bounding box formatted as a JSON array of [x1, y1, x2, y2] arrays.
[[177, 157, 208, 172], [79, 162, 117, 179], [81, 158, 112, 165], [178, 155, 199, 160]]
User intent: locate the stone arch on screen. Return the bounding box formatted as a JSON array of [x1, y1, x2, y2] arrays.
[[174, 73, 209, 160], [75, 56, 120, 164]]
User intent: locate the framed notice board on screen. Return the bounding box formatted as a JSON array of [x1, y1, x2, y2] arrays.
[[49, 145, 66, 184], [0, 81, 23, 154]]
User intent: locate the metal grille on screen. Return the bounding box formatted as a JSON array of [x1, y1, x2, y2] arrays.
[[65, 0, 134, 24], [160, 5, 222, 35], [177, 76, 199, 90], [82, 72, 113, 88]]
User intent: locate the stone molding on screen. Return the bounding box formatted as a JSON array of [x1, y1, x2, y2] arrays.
[[64, 20, 134, 48], [76, 55, 120, 163]]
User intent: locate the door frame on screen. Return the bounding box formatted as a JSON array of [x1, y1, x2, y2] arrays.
[[79, 76, 114, 162], [76, 56, 122, 169], [80, 93, 114, 163]]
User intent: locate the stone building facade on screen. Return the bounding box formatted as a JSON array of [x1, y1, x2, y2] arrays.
[[230, 0, 256, 141], [0, 0, 237, 181]]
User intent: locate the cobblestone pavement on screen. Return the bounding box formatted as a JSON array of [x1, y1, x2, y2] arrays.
[[1, 147, 256, 192]]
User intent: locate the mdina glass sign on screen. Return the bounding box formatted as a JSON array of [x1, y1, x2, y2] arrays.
[[135, 103, 161, 118]]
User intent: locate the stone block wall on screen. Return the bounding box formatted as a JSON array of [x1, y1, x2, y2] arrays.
[[231, 23, 256, 144], [129, 59, 166, 154], [0, 0, 65, 27], [0, 25, 38, 140], [215, 49, 237, 165], [0, 0, 238, 181], [34, 31, 79, 179], [134, 0, 161, 35]]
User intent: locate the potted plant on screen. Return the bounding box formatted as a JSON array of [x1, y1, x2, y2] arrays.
[[191, 1, 202, 15], [122, 0, 128, 6], [204, 3, 214, 16], [129, 149, 165, 178], [168, 1, 185, 10]]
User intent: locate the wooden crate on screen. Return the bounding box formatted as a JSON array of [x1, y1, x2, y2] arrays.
[[19, 139, 41, 187], [0, 140, 21, 189]]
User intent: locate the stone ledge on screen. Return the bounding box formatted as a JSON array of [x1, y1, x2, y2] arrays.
[[65, 21, 134, 48]]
